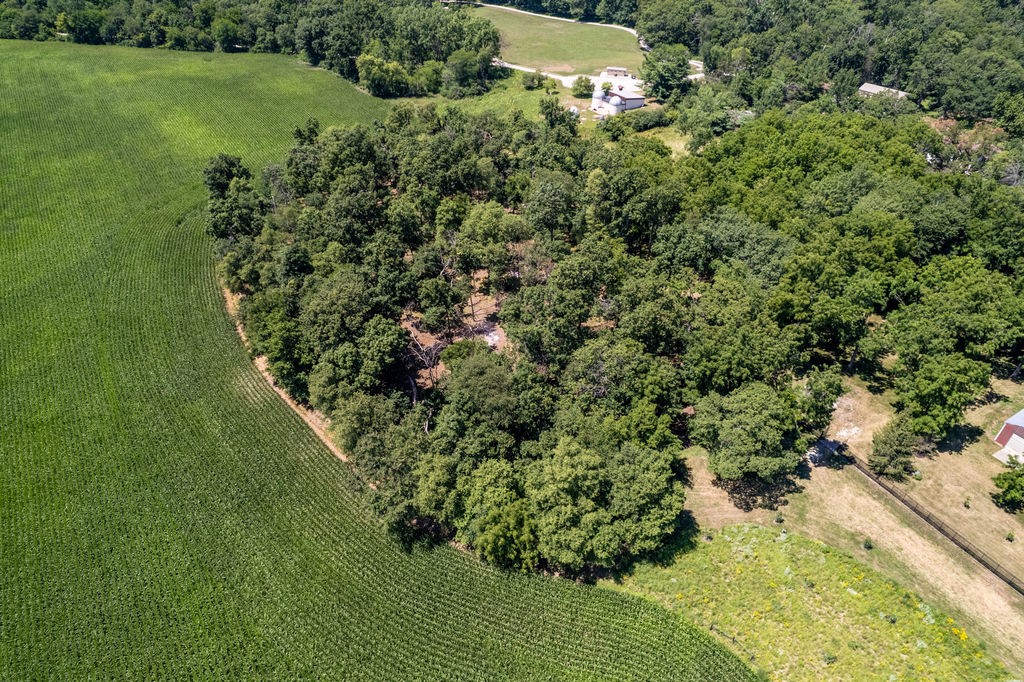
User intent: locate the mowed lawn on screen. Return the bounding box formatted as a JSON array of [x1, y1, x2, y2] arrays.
[[0, 41, 752, 680], [471, 5, 643, 75]]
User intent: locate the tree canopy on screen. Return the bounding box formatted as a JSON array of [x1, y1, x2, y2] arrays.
[[462, 0, 1024, 120], [1, 0, 501, 98], [206, 97, 1024, 572]]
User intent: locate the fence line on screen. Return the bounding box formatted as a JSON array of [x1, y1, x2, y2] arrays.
[[708, 622, 758, 663], [849, 458, 1024, 598]]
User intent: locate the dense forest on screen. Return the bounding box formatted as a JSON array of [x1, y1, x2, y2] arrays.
[[636, 0, 1024, 119], [207, 98, 1024, 571], [0, 0, 502, 96]]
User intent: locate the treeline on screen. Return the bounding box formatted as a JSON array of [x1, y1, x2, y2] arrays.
[[636, 0, 1024, 120], [0, 0, 501, 97], [475, 0, 636, 26], [206, 102, 1024, 570], [465, 0, 1024, 120]]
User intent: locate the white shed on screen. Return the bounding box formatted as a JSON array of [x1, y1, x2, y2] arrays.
[[858, 82, 911, 99]]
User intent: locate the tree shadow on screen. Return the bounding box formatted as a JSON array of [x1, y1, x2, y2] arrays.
[[974, 388, 1008, 407], [600, 510, 703, 583], [807, 438, 855, 469], [992, 359, 1024, 383], [851, 359, 890, 394], [672, 453, 693, 488], [388, 511, 451, 554], [863, 372, 892, 395], [937, 424, 984, 455], [713, 473, 804, 512], [670, 408, 697, 447], [646, 510, 702, 567], [933, 388, 1005, 454]]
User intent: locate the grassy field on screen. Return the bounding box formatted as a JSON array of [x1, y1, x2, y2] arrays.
[[418, 73, 554, 118], [825, 377, 1024, 595], [442, 74, 603, 126], [903, 377, 1024, 571], [674, 380, 1024, 676], [0, 41, 752, 679], [611, 525, 1011, 681], [638, 126, 691, 158], [471, 5, 643, 75]]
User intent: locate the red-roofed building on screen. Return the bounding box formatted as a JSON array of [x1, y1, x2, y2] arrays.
[[993, 408, 1024, 464]]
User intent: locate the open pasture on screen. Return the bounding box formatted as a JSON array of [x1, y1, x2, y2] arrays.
[[0, 41, 750, 679], [471, 5, 644, 75]]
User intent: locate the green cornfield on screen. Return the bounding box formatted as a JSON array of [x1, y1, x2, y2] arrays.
[[0, 41, 753, 679]]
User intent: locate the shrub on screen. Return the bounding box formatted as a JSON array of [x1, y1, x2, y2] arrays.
[[356, 53, 412, 97], [992, 461, 1024, 513], [571, 75, 594, 98], [869, 416, 932, 480], [522, 71, 546, 90]]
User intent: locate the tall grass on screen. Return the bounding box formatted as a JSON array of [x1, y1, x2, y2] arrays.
[[613, 525, 1010, 681]]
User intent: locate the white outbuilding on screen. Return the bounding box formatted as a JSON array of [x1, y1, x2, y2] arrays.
[[591, 85, 645, 116], [858, 82, 911, 99]]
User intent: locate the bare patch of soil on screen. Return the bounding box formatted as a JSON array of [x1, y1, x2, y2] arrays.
[[683, 452, 773, 529], [901, 377, 1024, 582], [828, 376, 1024, 594], [809, 377, 1024, 672], [828, 380, 894, 457], [401, 269, 510, 390], [252, 356, 358, 472], [223, 288, 248, 345], [402, 311, 446, 389]]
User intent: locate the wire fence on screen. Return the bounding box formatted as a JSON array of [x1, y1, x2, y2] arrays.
[[850, 458, 1024, 599], [707, 622, 758, 664]]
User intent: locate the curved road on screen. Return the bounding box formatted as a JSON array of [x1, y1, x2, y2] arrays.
[[473, 3, 707, 82], [472, 1, 638, 35]]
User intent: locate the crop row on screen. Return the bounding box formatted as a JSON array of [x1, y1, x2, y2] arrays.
[[0, 42, 752, 680]]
